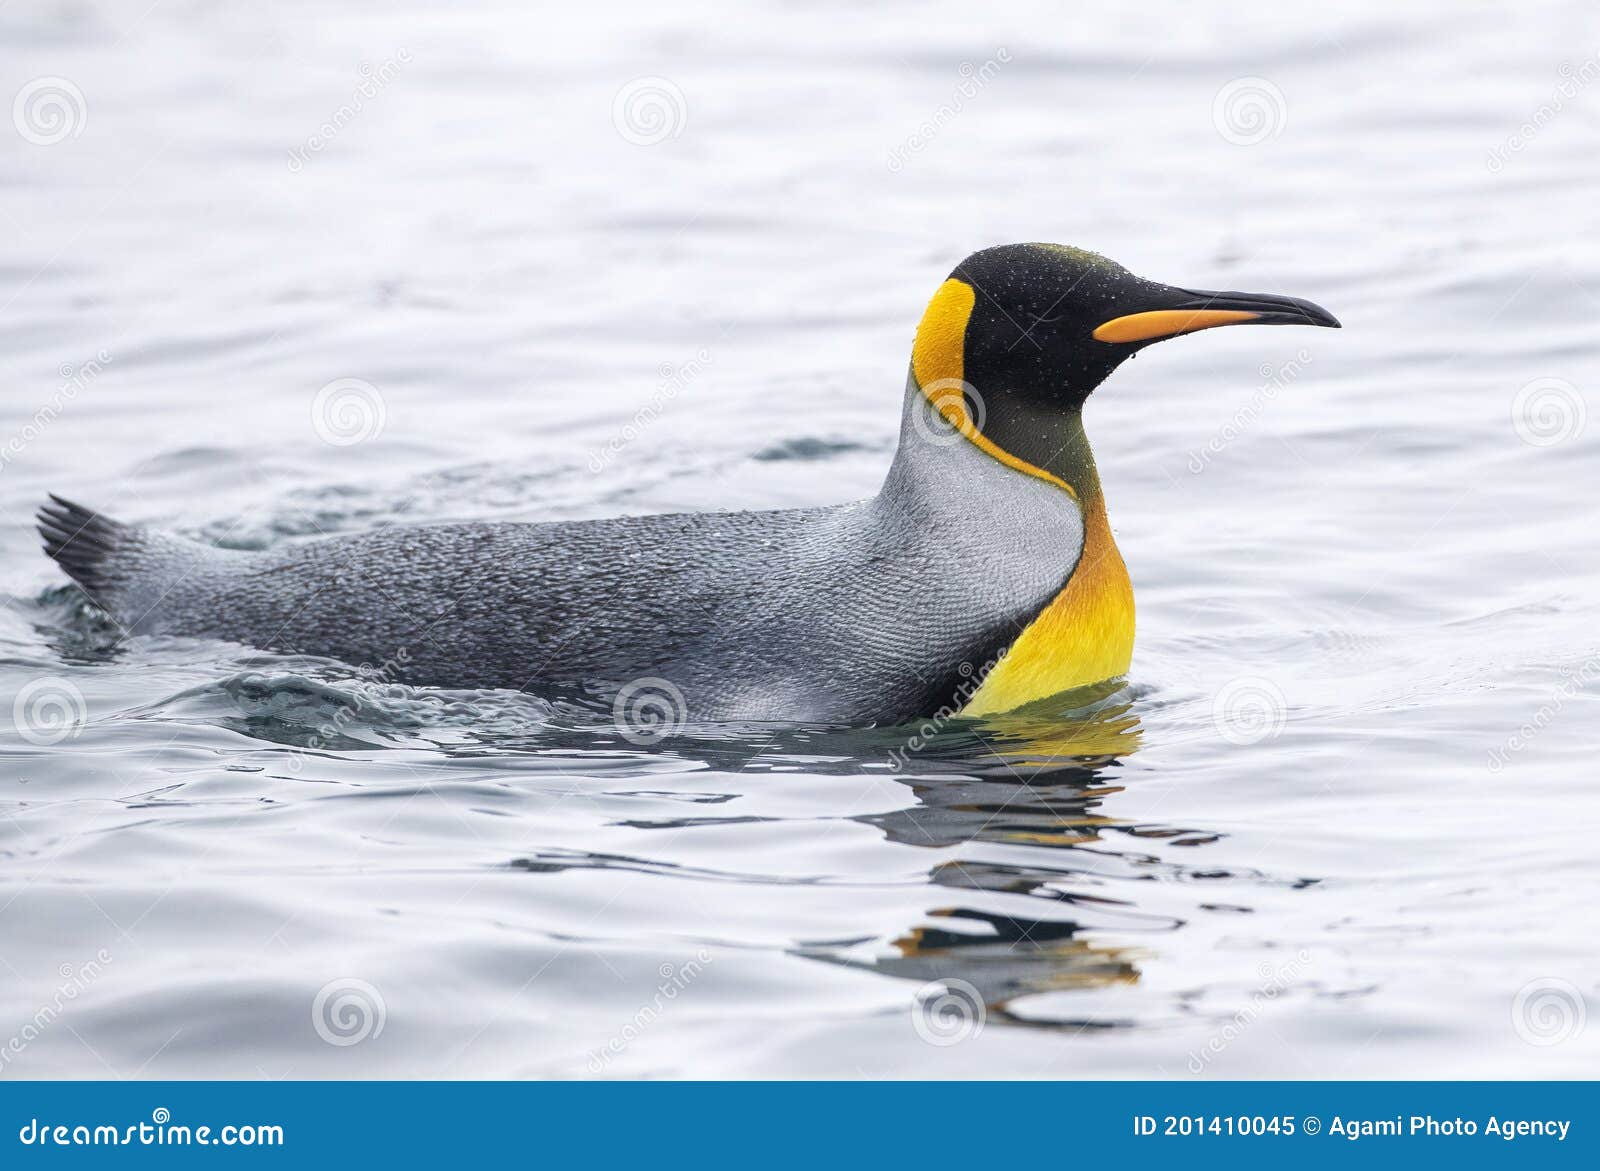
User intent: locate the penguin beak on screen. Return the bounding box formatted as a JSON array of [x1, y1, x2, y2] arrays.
[[1091, 288, 1341, 345]]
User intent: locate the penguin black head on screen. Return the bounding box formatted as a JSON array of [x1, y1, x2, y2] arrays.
[[911, 242, 1339, 425]]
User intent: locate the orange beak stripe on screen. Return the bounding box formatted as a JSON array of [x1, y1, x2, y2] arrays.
[[1091, 308, 1261, 344]]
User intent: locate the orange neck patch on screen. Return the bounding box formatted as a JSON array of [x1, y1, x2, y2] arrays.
[[960, 477, 1135, 717]]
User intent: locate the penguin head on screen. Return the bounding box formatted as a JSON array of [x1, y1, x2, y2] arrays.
[[911, 242, 1339, 418]]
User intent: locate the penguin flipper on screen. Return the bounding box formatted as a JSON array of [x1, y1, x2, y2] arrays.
[[37, 494, 137, 609]]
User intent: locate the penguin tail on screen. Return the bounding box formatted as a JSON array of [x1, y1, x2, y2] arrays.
[[37, 494, 139, 609]]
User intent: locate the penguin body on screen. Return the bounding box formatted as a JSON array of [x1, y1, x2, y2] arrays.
[[38, 244, 1336, 723], [38, 386, 1084, 722]]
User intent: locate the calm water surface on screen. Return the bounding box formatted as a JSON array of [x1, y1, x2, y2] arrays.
[[3, 0, 1599, 1077]]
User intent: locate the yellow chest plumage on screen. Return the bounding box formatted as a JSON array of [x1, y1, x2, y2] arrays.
[[959, 494, 1135, 716], [909, 278, 1136, 717]]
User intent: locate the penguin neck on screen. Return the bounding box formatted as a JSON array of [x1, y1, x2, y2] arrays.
[[980, 398, 1127, 606], [884, 375, 1114, 519], [984, 397, 1108, 511], [937, 391, 1136, 718]]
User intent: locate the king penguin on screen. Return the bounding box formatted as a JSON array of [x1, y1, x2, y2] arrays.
[[38, 244, 1337, 724]]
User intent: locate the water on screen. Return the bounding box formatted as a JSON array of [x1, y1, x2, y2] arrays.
[[3, 0, 1599, 1078]]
